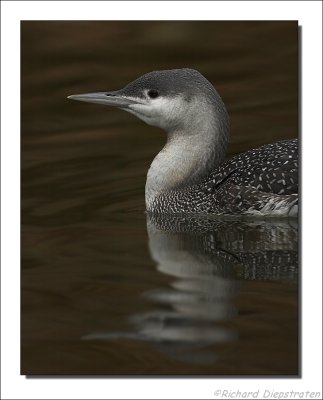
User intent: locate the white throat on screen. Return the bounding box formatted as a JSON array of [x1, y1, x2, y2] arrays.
[[144, 98, 229, 209]]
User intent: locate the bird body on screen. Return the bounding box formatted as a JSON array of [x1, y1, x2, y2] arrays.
[[68, 68, 298, 217], [148, 138, 298, 216]]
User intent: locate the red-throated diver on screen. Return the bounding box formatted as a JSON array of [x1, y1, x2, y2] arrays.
[[68, 68, 298, 217]]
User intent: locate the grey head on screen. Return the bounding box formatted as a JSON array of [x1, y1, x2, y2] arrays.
[[68, 68, 229, 142], [68, 69, 230, 207]]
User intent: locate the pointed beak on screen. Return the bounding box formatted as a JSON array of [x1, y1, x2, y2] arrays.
[[67, 91, 137, 108]]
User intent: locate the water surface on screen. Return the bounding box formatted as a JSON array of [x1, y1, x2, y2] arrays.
[[21, 21, 298, 375]]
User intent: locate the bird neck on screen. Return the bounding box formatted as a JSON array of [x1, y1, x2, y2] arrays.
[[145, 108, 229, 209]]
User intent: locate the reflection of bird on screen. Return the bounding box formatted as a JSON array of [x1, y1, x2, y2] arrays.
[[82, 215, 297, 366], [68, 68, 298, 216], [148, 214, 298, 281]]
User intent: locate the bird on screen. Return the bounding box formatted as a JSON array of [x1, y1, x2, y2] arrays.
[[68, 68, 298, 217]]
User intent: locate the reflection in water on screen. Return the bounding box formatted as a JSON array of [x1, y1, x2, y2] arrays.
[[83, 215, 298, 365], [21, 21, 298, 374]]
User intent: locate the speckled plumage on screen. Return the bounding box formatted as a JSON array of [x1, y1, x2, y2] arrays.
[[148, 138, 298, 216]]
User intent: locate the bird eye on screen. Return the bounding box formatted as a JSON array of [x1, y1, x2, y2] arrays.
[[147, 89, 159, 99]]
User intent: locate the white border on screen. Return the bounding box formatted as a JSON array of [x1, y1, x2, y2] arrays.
[[1, 1, 322, 399]]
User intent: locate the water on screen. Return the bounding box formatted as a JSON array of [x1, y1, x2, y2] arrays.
[[21, 21, 298, 375]]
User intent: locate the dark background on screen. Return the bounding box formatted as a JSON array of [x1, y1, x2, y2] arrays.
[[21, 21, 298, 375]]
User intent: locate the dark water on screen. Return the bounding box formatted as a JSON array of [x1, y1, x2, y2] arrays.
[[21, 21, 298, 375]]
